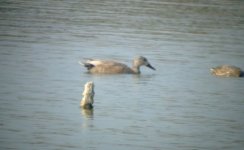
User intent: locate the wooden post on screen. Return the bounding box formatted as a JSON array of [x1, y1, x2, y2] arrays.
[[80, 81, 95, 109]]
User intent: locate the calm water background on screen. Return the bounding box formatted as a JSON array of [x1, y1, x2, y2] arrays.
[[0, 0, 244, 149]]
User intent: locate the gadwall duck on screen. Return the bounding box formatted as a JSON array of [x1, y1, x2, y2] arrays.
[[210, 65, 242, 77], [79, 56, 155, 74]]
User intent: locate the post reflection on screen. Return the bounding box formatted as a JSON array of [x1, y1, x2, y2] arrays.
[[80, 108, 94, 128], [80, 108, 94, 119]]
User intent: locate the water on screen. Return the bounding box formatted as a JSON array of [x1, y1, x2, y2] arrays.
[[0, 0, 244, 149]]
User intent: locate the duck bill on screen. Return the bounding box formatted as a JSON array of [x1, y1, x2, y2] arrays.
[[146, 64, 156, 70]]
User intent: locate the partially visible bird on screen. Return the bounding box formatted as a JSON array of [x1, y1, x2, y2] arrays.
[[210, 65, 242, 77]]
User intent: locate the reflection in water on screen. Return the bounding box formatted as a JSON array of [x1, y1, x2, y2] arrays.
[[80, 108, 94, 119], [132, 74, 156, 84], [80, 108, 94, 129]]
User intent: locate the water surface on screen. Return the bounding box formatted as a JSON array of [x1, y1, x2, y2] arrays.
[[0, 0, 244, 149]]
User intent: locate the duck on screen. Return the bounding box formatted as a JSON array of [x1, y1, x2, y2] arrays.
[[210, 65, 242, 77], [79, 56, 155, 74]]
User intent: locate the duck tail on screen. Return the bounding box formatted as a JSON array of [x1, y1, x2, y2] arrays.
[[84, 63, 95, 70], [78, 61, 84, 65], [240, 71, 244, 77], [79, 61, 94, 70]]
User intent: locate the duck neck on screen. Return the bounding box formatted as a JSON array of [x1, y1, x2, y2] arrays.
[[132, 65, 140, 74]]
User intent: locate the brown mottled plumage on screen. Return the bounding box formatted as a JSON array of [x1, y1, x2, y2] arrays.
[[210, 65, 242, 77]]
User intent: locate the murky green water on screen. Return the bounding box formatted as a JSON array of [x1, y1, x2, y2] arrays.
[[0, 0, 244, 149]]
